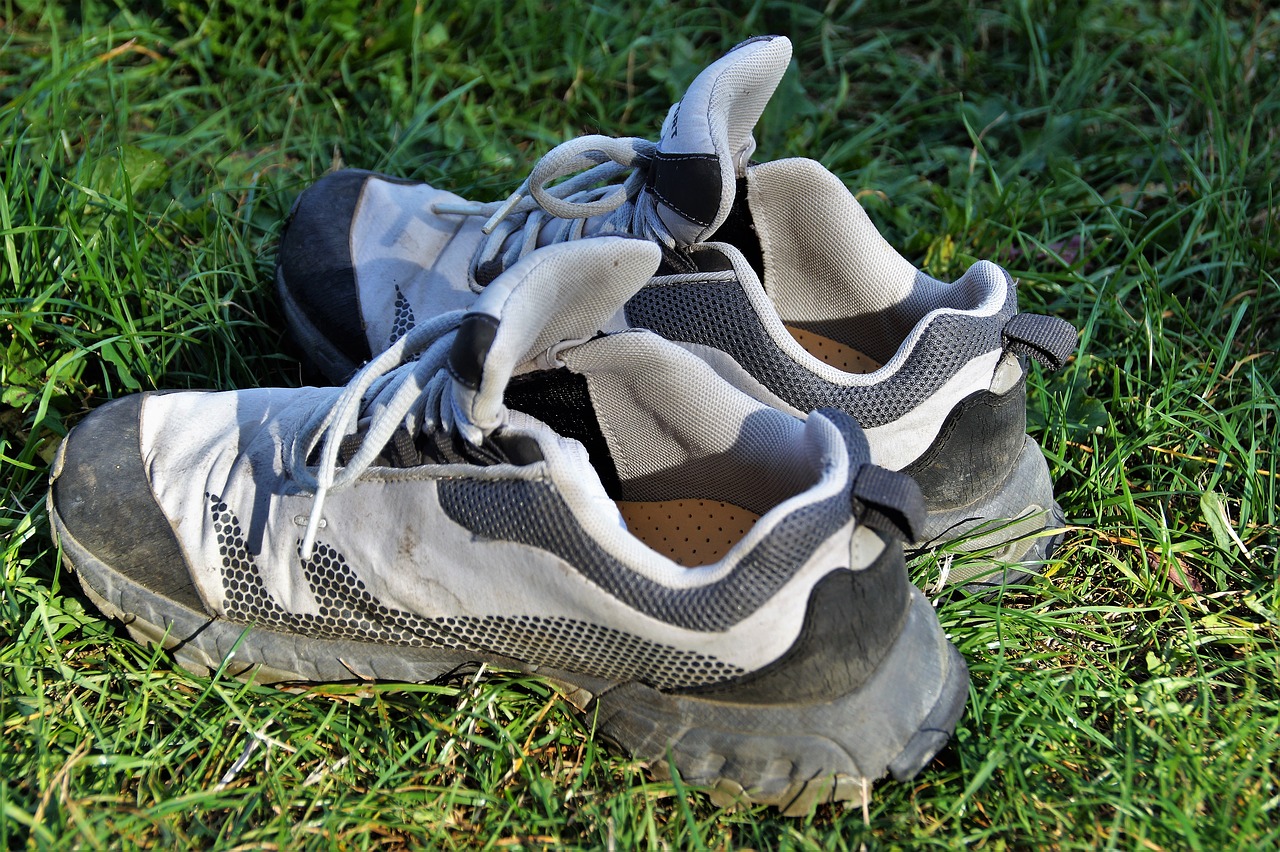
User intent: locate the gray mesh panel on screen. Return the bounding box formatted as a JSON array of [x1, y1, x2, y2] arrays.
[[438, 614, 742, 689], [209, 494, 741, 689], [625, 280, 1008, 426], [435, 477, 850, 631]]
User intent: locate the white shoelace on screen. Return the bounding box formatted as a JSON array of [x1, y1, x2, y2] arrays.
[[288, 136, 669, 556], [431, 135, 672, 284], [288, 310, 468, 559], [289, 137, 673, 557]]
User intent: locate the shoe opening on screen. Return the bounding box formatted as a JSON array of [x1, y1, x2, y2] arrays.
[[549, 331, 834, 566], [746, 157, 1009, 367]]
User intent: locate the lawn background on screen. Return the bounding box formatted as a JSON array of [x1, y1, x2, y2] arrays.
[[2, 0, 1278, 848]]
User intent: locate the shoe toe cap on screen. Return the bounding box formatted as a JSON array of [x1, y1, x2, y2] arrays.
[[50, 394, 207, 614]]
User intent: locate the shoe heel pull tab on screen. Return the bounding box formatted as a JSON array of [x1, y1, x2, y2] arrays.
[[1001, 313, 1079, 372], [851, 464, 926, 543]]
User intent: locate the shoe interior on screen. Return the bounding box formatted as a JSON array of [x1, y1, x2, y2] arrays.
[[510, 331, 832, 566], [781, 325, 881, 373], [717, 157, 1007, 369], [613, 498, 761, 566]]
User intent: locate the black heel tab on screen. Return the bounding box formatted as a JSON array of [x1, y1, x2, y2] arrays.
[[1002, 313, 1079, 371], [851, 464, 926, 543], [812, 409, 922, 539]]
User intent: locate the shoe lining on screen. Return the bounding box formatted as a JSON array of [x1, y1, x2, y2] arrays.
[[616, 499, 761, 567], [784, 325, 881, 374]]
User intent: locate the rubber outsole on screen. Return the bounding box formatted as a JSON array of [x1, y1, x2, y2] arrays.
[[50, 495, 967, 814], [581, 590, 966, 815], [913, 434, 1066, 591]]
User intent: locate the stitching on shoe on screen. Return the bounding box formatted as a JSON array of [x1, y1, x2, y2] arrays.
[[647, 152, 719, 228]]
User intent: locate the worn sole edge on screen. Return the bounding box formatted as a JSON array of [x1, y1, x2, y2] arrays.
[[581, 588, 967, 815], [914, 434, 1066, 590], [51, 499, 966, 814]]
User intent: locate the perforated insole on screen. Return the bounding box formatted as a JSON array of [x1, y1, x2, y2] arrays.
[[616, 499, 762, 567], [784, 325, 880, 374]]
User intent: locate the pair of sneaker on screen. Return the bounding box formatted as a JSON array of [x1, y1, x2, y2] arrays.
[[49, 36, 1075, 813]]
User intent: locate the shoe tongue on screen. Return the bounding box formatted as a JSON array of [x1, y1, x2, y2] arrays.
[[649, 35, 792, 245], [448, 237, 662, 441]]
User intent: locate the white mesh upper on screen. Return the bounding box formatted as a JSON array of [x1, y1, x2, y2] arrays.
[[350, 179, 488, 353]]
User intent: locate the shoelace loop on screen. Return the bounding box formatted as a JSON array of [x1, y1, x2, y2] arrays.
[[431, 135, 670, 286]]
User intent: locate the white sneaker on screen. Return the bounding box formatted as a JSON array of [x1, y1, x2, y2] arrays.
[[51, 237, 967, 813]]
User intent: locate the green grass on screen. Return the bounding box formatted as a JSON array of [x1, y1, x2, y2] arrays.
[[2, 0, 1277, 847]]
